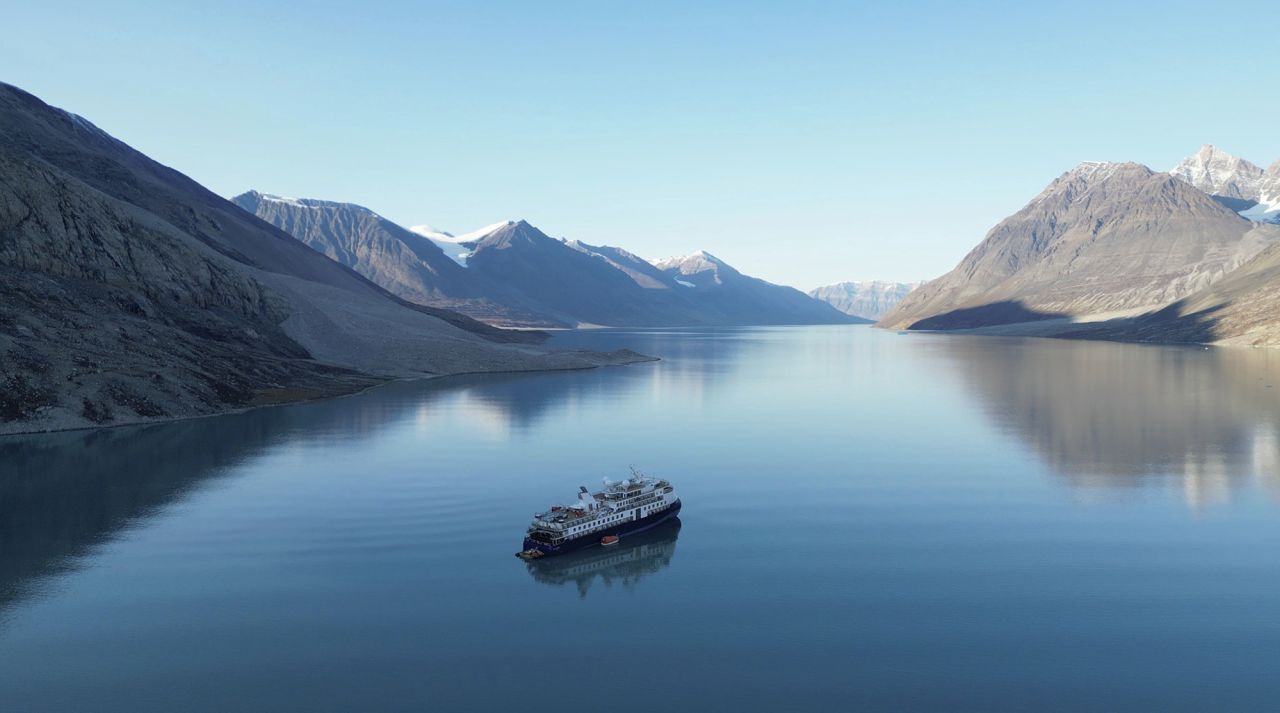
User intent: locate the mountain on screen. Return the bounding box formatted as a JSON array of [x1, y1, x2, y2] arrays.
[[808, 281, 921, 320], [654, 251, 862, 325], [0, 82, 641, 434], [1169, 145, 1280, 223], [880, 161, 1280, 331], [231, 194, 550, 326], [1169, 144, 1268, 209], [233, 191, 468, 299], [459, 220, 678, 326], [248, 198, 853, 327]]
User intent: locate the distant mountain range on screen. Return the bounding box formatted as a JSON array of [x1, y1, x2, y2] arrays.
[[808, 281, 921, 320], [881, 146, 1280, 346], [236, 193, 855, 328], [7, 71, 1278, 438], [0, 83, 643, 434]]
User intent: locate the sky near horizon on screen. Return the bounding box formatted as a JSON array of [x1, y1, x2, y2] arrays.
[[3, 1, 1276, 289]]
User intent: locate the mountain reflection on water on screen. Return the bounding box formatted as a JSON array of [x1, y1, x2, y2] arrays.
[[524, 519, 681, 598], [934, 336, 1280, 507], [0, 368, 650, 619], [5, 327, 1280, 713]]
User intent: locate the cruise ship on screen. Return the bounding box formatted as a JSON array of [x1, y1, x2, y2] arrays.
[[525, 519, 682, 596], [517, 472, 681, 559]]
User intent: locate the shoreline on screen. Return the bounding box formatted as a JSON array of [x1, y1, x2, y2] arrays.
[[877, 317, 1280, 350], [0, 351, 659, 439]]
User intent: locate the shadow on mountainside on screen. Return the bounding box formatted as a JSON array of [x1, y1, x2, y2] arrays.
[[1209, 195, 1260, 213], [909, 301, 1068, 330], [907, 298, 1233, 347], [1057, 300, 1225, 346]]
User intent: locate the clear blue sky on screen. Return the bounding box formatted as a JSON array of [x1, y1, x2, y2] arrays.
[[4, 1, 1277, 288]]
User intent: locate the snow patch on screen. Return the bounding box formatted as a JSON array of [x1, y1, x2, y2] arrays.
[[455, 220, 515, 243], [1240, 190, 1280, 224], [408, 224, 453, 240], [654, 250, 724, 270], [434, 242, 474, 266], [1069, 161, 1122, 182], [412, 221, 512, 244], [407, 220, 514, 267], [259, 194, 305, 206]]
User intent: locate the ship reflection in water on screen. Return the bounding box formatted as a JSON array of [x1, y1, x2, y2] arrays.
[[525, 519, 681, 598]]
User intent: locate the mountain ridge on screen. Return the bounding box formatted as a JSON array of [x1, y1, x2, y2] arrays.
[[0, 81, 642, 434], [880, 156, 1280, 335], [243, 195, 856, 328], [231, 192, 551, 326], [809, 281, 922, 320]]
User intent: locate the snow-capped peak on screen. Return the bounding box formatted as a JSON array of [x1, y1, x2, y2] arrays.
[[654, 250, 726, 269], [245, 191, 382, 215], [1168, 145, 1280, 223], [652, 251, 740, 289], [1062, 161, 1134, 184], [1024, 161, 1149, 210], [1170, 144, 1266, 200]]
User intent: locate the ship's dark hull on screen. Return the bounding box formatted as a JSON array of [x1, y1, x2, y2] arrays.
[[521, 500, 682, 557]]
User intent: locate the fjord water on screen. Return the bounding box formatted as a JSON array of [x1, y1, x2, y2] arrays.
[[2, 326, 1280, 712]]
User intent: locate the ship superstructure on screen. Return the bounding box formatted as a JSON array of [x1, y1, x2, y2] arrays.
[[517, 472, 681, 558]]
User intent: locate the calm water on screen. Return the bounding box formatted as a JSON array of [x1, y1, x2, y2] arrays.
[[2, 326, 1280, 712]]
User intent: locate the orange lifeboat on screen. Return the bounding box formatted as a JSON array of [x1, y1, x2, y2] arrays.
[[601, 535, 620, 546]]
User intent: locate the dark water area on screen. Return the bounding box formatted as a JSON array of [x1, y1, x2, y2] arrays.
[[2, 326, 1279, 711]]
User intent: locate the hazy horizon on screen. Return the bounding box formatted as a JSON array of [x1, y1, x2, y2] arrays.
[[5, 0, 1276, 288]]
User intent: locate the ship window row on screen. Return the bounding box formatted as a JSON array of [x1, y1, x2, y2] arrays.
[[569, 512, 636, 533], [566, 500, 671, 534]]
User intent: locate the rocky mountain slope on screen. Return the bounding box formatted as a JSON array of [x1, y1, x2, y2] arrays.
[[0, 82, 643, 434], [232, 193, 549, 326], [880, 161, 1280, 331], [1075, 239, 1280, 347], [461, 220, 683, 326], [808, 281, 921, 320], [245, 197, 853, 328]]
